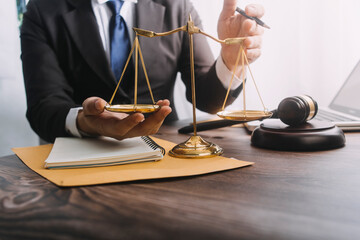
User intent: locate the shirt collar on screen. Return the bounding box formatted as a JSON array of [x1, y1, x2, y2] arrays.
[[96, 0, 137, 4]]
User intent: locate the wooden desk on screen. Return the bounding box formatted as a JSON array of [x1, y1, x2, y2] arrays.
[[1, 123, 360, 239]]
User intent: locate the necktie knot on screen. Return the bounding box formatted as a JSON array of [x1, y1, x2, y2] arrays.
[[107, 0, 124, 15]]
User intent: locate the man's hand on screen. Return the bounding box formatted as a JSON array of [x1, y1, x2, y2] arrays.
[[218, 0, 265, 71], [77, 97, 172, 140]]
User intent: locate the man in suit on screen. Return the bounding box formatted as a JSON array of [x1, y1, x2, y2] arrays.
[[21, 0, 265, 142]]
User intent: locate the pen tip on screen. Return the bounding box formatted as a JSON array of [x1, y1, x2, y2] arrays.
[[264, 24, 271, 29]]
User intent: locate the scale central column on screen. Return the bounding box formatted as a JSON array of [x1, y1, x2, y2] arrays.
[[189, 32, 197, 136], [168, 15, 223, 159]]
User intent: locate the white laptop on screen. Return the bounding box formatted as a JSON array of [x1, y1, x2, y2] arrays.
[[245, 60, 360, 132], [316, 60, 360, 131]]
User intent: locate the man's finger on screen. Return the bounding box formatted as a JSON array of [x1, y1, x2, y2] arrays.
[[245, 48, 262, 63], [140, 106, 172, 134], [221, 0, 237, 19], [156, 99, 170, 107], [245, 4, 265, 18], [244, 36, 262, 49], [126, 106, 172, 138], [147, 106, 172, 134], [83, 97, 106, 116], [109, 113, 144, 138]]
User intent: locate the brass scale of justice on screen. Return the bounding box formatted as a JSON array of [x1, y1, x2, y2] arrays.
[[105, 15, 272, 158]]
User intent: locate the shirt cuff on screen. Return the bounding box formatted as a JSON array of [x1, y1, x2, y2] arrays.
[[65, 107, 83, 138], [215, 55, 243, 90]]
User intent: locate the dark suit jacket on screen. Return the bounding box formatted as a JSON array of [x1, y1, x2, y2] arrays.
[[21, 0, 241, 142]]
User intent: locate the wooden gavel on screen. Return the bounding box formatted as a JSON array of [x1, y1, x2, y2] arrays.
[[178, 95, 319, 133]]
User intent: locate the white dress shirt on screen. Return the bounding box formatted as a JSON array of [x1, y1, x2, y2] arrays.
[[65, 0, 241, 137]]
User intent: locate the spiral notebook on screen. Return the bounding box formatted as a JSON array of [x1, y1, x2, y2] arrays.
[[44, 136, 164, 169]]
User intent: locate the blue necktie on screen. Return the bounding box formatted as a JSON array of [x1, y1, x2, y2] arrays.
[[107, 0, 131, 82]]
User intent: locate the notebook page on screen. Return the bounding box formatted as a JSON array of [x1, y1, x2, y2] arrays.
[[45, 137, 159, 164]]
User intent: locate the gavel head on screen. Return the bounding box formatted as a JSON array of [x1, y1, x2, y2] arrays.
[[277, 95, 318, 126]]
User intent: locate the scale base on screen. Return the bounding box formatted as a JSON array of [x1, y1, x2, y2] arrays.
[[251, 119, 346, 151], [169, 136, 223, 158]]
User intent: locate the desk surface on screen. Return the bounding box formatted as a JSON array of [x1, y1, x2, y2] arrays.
[[1, 123, 360, 240]]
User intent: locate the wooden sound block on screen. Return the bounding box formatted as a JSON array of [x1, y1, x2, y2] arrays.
[[251, 119, 346, 151]]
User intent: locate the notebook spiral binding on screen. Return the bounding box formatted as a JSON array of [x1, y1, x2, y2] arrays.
[[141, 136, 166, 155]]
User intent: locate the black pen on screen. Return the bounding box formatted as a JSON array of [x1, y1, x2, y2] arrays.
[[236, 7, 270, 29], [178, 119, 246, 134]]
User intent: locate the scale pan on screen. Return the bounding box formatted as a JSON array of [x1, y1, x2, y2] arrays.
[[105, 104, 160, 113], [217, 110, 272, 121]]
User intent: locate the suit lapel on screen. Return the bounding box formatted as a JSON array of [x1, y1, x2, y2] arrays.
[[63, 0, 166, 102], [63, 0, 117, 90]]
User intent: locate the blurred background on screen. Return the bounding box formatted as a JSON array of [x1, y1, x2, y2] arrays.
[[1, 0, 360, 156]]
